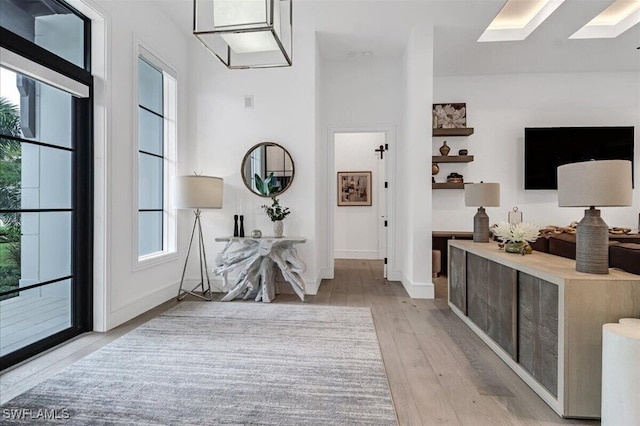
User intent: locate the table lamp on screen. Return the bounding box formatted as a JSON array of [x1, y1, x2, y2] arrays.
[[465, 182, 500, 242], [173, 175, 223, 300], [558, 160, 632, 274]]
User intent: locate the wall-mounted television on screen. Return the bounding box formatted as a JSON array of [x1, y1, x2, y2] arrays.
[[524, 126, 634, 190]]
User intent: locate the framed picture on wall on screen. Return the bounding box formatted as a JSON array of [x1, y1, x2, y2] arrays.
[[433, 103, 466, 128], [337, 171, 372, 206]]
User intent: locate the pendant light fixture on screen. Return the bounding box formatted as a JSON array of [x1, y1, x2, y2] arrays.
[[193, 0, 293, 69]]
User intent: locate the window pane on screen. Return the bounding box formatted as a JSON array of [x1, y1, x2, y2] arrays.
[[138, 107, 163, 156], [0, 140, 72, 210], [0, 279, 72, 356], [16, 212, 72, 287], [139, 211, 162, 256], [139, 153, 163, 210], [138, 58, 163, 115], [0, 0, 85, 68], [0, 68, 73, 149]]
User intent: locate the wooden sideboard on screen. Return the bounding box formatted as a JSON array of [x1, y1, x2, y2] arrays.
[[448, 240, 640, 418]]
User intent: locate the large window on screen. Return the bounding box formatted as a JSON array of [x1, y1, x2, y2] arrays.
[[0, 0, 92, 370], [137, 52, 176, 259]]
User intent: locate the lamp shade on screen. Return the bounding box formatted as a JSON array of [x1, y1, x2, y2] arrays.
[[465, 183, 500, 207], [173, 176, 223, 209], [193, 0, 292, 69], [558, 160, 632, 207]]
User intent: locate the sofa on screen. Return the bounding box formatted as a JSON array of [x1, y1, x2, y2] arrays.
[[531, 233, 640, 275]]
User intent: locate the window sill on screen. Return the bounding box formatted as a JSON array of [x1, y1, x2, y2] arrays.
[[134, 250, 179, 272]]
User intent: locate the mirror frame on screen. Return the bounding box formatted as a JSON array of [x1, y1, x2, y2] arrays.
[[241, 141, 295, 197]]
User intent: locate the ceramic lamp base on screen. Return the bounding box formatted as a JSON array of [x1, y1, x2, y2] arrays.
[[576, 208, 609, 274], [473, 207, 490, 243]]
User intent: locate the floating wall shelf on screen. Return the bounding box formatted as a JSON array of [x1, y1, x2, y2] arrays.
[[432, 155, 474, 163], [432, 182, 467, 189], [433, 128, 474, 137]]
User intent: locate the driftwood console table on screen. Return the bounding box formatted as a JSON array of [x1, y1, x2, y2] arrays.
[[214, 237, 306, 303], [448, 240, 640, 418]]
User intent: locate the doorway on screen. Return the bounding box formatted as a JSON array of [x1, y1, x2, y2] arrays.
[[332, 131, 390, 278]]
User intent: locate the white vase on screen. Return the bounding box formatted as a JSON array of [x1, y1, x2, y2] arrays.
[[273, 220, 283, 238]]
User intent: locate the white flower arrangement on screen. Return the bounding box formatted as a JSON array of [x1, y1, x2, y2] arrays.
[[491, 222, 540, 243]]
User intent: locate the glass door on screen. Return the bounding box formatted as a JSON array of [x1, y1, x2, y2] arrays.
[[0, 64, 91, 368], [0, 0, 92, 370]]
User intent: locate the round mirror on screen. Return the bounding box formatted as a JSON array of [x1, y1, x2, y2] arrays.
[[241, 142, 295, 197]]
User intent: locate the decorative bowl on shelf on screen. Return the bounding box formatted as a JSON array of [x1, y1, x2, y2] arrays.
[[446, 172, 464, 183]]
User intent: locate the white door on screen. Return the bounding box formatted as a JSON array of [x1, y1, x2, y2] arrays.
[[376, 141, 388, 278]]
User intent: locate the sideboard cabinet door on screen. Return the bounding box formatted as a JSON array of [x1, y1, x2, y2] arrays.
[[449, 246, 466, 313], [518, 272, 559, 397], [487, 261, 517, 359]]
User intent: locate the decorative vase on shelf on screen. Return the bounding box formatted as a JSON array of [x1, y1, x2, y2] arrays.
[[439, 141, 450, 156], [432, 163, 440, 175], [273, 220, 284, 238]]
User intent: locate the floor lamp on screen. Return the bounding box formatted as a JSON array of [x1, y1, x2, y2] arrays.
[[173, 175, 224, 301], [558, 160, 632, 274]]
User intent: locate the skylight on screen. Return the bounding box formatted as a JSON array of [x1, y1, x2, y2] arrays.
[[478, 0, 566, 42], [570, 0, 640, 39]]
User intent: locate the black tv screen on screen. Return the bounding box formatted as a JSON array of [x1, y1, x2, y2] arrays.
[[524, 126, 634, 190]]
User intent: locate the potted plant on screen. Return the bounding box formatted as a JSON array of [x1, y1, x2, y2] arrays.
[[262, 196, 290, 237]]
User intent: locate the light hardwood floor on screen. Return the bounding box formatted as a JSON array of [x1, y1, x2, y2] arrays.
[[1, 259, 599, 425]]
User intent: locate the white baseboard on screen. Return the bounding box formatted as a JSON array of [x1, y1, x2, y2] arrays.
[[106, 281, 178, 331], [305, 276, 320, 295], [318, 267, 333, 280], [399, 272, 434, 299], [387, 270, 402, 282], [334, 250, 380, 260]]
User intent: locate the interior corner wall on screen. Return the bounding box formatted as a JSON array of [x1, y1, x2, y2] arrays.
[[399, 27, 434, 298], [432, 72, 640, 232], [186, 30, 319, 293], [314, 36, 330, 282], [89, 0, 191, 330]]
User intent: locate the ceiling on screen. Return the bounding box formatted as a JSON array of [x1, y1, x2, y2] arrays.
[[157, 0, 640, 76]]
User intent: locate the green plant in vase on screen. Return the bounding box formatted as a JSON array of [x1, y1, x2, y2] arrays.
[[262, 196, 290, 237]]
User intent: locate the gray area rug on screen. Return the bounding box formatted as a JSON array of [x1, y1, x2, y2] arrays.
[[2, 303, 397, 425]]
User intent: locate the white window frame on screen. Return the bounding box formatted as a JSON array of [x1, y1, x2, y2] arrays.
[[134, 44, 177, 269]]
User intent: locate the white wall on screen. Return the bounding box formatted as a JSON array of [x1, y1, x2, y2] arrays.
[[86, 0, 191, 330], [334, 132, 384, 259], [187, 29, 319, 292], [432, 72, 640, 232], [399, 27, 434, 298], [314, 38, 329, 280]]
